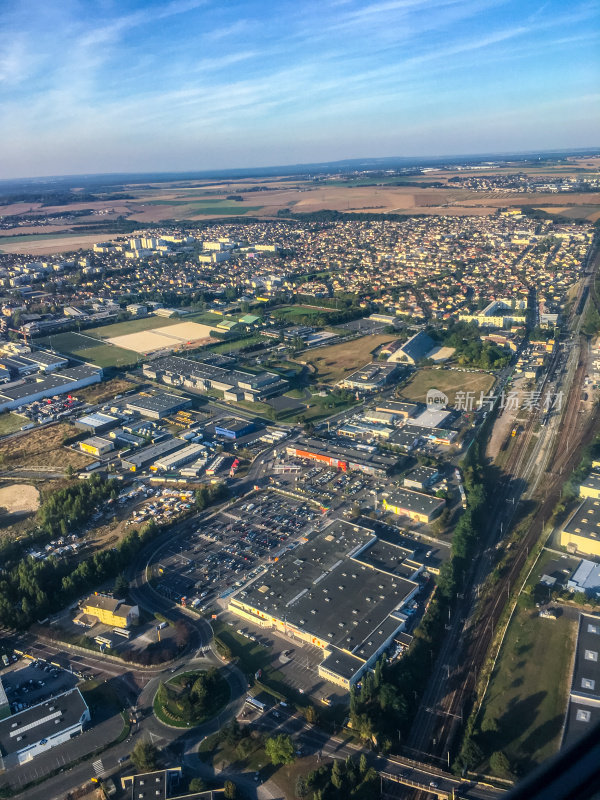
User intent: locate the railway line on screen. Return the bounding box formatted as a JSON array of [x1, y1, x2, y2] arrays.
[[405, 237, 600, 783]]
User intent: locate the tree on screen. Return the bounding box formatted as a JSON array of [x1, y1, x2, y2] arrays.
[[265, 733, 295, 766], [131, 739, 158, 771], [188, 778, 206, 792], [224, 779, 237, 799], [359, 753, 368, 776], [114, 573, 129, 597], [490, 750, 512, 778], [331, 759, 344, 790]]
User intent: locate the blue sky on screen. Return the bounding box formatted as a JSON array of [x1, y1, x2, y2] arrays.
[[0, 0, 598, 178]]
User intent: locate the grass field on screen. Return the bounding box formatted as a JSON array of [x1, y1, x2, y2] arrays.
[[399, 367, 495, 405], [274, 305, 335, 321], [0, 413, 26, 436], [298, 334, 398, 383], [36, 331, 139, 367], [477, 601, 576, 775]]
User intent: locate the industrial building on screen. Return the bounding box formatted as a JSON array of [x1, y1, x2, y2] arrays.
[[229, 520, 421, 689], [75, 411, 120, 434], [0, 689, 90, 769], [403, 466, 439, 491], [560, 499, 600, 557], [338, 362, 400, 391], [562, 613, 600, 749], [286, 436, 398, 477], [79, 436, 114, 457], [120, 437, 186, 471], [382, 488, 445, 523], [0, 365, 102, 412], [80, 593, 139, 628], [214, 418, 255, 439], [568, 560, 600, 598], [153, 443, 206, 471], [142, 355, 288, 403], [388, 330, 435, 364], [125, 392, 192, 420], [410, 407, 452, 429], [580, 473, 600, 500]]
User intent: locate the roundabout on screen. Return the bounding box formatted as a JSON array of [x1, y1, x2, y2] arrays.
[[153, 668, 231, 728]]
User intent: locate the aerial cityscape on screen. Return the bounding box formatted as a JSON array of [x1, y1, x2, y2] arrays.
[[0, 2, 599, 800]]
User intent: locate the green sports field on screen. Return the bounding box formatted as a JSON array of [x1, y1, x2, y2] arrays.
[[36, 331, 138, 368]]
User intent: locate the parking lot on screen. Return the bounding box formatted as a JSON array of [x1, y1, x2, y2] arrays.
[[153, 491, 323, 609], [1, 660, 78, 714]]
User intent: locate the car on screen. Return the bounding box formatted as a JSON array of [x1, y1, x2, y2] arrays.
[[118, 755, 130, 764], [254, 772, 260, 782], [429, 781, 438, 788]]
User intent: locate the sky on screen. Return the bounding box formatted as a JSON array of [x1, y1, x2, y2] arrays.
[[0, 0, 598, 178]]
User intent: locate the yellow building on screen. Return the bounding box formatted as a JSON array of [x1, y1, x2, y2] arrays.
[[580, 473, 600, 500], [382, 489, 445, 523], [81, 593, 139, 628], [560, 499, 600, 558], [79, 437, 114, 457]]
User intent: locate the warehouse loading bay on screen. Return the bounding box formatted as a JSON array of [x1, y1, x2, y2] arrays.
[[150, 488, 450, 697]]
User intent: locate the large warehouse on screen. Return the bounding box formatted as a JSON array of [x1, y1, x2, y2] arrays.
[[382, 489, 445, 523], [0, 365, 102, 412], [229, 520, 423, 689], [0, 689, 90, 769], [286, 436, 398, 477], [142, 354, 288, 402]]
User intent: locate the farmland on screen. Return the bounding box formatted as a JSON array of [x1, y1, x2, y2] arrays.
[[399, 367, 495, 406], [297, 334, 399, 383]]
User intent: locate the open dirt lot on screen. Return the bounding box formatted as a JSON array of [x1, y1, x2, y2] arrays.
[[0, 483, 40, 514], [0, 423, 93, 471], [107, 320, 215, 353], [298, 334, 398, 383], [76, 376, 139, 404], [399, 367, 495, 406]]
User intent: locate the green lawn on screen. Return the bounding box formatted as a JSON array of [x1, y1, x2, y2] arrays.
[[36, 331, 138, 367], [153, 669, 230, 728], [273, 305, 335, 322], [477, 601, 576, 775], [0, 413, 26, 436]]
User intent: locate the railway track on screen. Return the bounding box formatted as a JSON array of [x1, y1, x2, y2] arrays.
[[406, 242, 600, 777]]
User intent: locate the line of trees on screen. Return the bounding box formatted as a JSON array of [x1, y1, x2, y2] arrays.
[[37, 473, 118, 535]]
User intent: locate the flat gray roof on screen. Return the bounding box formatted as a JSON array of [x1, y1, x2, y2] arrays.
[[0, 688, 88, 758], [126, 392, 190, 414], [564, 613, 600, 749], [385, 488, 446, 516], [234, 519, 416, 662], [563, 499, 600, 543]]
